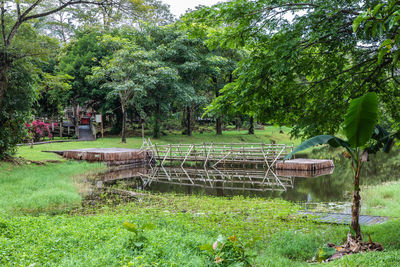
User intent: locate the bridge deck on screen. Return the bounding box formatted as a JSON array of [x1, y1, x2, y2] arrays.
[[298, 211, 390, 225]]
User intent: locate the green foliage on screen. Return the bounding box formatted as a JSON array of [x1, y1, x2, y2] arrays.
[[0, 15, 60, 159], [58, 27, 111, 109], [316, 245, 337, 263], [123, 221, 155, 251], [200, 234, 254, 266], [186, 0, 400, 139], [0, 58, 37, 159], [89, 24, 243, 138], [284, 135, 350, 161], [268, 227, 345, 262], [343, 92, 378, 148], [355, 1, 400, 65]]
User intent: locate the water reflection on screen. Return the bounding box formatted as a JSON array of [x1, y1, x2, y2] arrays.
[[97, 164, 334, 201], [92, 150, 400, 203]]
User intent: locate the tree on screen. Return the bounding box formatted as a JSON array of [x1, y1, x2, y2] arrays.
[[0, 14, 60, 158], [90, 34, 166, 142], [0, 0, 117, 104], [285, 92, 398, 249], [33, 0, 173, 43], [91, 25, 195, 139], [0, 0, 122, 158], [186, 0, 400, 138], [58, 27, 111, 111]]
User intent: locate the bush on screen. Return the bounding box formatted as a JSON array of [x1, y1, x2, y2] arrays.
[[26, 120, 54, 142]]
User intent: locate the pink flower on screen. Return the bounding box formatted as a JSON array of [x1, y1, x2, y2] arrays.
[[213, 241, 218, 250]]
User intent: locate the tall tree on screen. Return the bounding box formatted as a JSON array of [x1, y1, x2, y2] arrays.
[[0, 0, 122, 158], [0, 20, 58, 158], [186, 0, 400, 138], [0, 0, 113, 105], [58, 27, 111, 111]]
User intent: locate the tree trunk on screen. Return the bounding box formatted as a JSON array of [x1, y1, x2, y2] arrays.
[[140, 118, 145, 139], [74, 105, 80, 139], [153, 104, 161, 138], [216, 89, 222, 135], [153, 115, 160, 138], [216, 117, 222, 135], [181, 107, 186, 129], [248, 116, 255, 134], [235, 117, 240, 131], [121, 103, 127, 143], [0, 63, 8, 106], [186, 105, 192, 136], [350, 159, 362, 239]]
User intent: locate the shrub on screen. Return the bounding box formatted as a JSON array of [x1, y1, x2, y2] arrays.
[[200, 234, 254, 266], [26, 120, 54, 142]]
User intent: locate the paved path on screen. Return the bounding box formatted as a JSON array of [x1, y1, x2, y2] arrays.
[[298, 211, 390, 225], [78, 125, 95, 141]]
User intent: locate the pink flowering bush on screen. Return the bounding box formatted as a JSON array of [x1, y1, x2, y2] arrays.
[[25, 120, 55, 142]]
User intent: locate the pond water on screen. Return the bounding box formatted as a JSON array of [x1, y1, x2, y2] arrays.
[[93, 150, 400, 204]]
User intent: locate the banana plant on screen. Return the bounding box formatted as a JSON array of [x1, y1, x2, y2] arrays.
[[284, 92, 397, 244]]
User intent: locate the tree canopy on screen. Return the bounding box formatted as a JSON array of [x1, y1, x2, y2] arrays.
[[185, 0, 400, 138]]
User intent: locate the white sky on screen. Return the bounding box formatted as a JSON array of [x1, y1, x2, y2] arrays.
[[162, 0, 226, 18]]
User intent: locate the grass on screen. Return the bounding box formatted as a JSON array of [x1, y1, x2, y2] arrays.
[[16, 127, 298, 161], [1, 187, 399, 266], [362, 181, 400, 217], [0, 161, 102, 214], [0, 193, 345, 266]]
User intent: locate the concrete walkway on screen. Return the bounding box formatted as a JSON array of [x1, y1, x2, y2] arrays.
[[298, 211, 390, 225]]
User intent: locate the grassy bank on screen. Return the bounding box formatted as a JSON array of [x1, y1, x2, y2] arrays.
[[0, 161, 102, 215]]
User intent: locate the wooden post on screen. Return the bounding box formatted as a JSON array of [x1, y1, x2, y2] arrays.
[[170, 144, 172, 167], [101, 114, 104, 138]]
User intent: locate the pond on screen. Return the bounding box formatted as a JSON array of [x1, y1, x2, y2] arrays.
[[91, 149, 400, 205]]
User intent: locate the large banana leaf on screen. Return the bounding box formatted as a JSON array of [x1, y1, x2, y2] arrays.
[[284, 135, 351, 160], [343, 92, 378, 148]]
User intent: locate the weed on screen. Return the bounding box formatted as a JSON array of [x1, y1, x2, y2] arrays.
[[200, 234, 254, 266]]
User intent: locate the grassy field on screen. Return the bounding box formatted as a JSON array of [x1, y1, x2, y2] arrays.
[[0, 161, 103, 215], [16, 127, 298, 161], [362, 181, 400, 217], [1, 128, 400, 266]]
